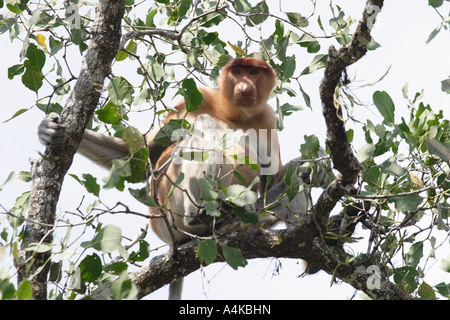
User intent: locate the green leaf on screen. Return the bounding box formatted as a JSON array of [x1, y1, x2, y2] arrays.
[[1, 171, 32, 186], [111, 271, 138, 300], [280, 103, 303, 117], [25, 43, 45, 70], [22, 59, 44, 92], [3, 108, 31, 123], [198, 239, 218, 265], [199, 178, 218, 201], [145, 9, 157, 27], [204, 200, 222, 217], [199, 11, 227, 28], [246, 1, 269, 26], [235, 207, 259, 224], [300, 134, 320, 159], [222, 177, 259, 207], [440, 256, 450, 273], [7, 2, 27, 13], [300, 54, 327, 76], [294, 33, 320, 53], [116, 39, 135, 61], [280, 56, 296, 80], [234, 0, 252, 13], [154, 119, 189, 147], [435, 282, 450, 298], [168, 172, 184, 199], [83, 225, 122, 254], [104, 261, 128, 275], [221, 244, 247, 270], [393, 195, 423, 212], [373, 91, 395, 125], [216, 129, 246, 150], [144, 56, 165, 81], [429, 0, 444, 8], [356, 144, 375, 163], [8, 64, 25, 79], [108, 76, 135, 106], [181, 78, 203, 113], [129, 186, 158, 207], [25, 242, 55, 253], [15, 280, 33, 300], [273, 19, 284, 41], [380, 159, 407, 177], [103, 159, 130, 190], [418, 281, 436, 299], [81, 173, 100, 197], [8, 191, 30, 229], [95, 102, 121, 125], [425, 137, 450, 161], [229, 155, 259, 170], [285, 12, 309, 27], [441, 79, 450, 94], [405, 241, 423, 268], [393, 266, 419, 294], [329, 9, 348, 30], [123, 126, 144, 154], [129, 240, 150, 262], [79, 253, 102, 283], [168, 0, 190, 23], [283, 163, 300, 201], [48, 262, 61, 282]]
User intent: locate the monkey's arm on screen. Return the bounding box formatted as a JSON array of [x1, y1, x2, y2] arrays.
[[78, 130, 129, 169], [38, 112, 129, 169]]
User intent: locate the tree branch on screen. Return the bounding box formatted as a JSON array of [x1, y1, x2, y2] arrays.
[[92, 215, 407, 300], [15, 0, 126, 300], [91, 0, 407, 301], [313, 0, 384, 228]]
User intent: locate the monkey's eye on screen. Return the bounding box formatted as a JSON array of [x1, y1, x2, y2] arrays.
[[232, 69, 241, 75], [249, 69, 260, 75]]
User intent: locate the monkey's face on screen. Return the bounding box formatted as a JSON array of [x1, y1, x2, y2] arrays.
[[229, 67, 263, 107]]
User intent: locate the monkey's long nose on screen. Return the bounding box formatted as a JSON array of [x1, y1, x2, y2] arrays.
[[236, 81, 252, 93]]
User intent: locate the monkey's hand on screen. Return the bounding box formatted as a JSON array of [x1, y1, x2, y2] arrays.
[[38, 112, 66, 146]]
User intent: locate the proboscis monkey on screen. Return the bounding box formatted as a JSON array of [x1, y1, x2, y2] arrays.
[[39, 58, 319, 300]]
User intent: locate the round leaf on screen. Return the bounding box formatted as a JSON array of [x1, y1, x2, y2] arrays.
[[221, 244, 247, 270], [198, 239, 218, 265], [87, 225, 123, 254], [123, 126, 144, 154]]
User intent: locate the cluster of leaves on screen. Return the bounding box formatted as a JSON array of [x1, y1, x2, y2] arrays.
[[339, 85, 450, 298], [1, 0, 449, 299], [0, 220, 150, 299]]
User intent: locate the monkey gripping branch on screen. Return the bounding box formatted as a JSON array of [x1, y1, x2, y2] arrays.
[[14, 0, 126, 300]]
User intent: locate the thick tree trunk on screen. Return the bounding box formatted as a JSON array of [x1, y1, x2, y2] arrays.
[[15, 0, 125, 300]]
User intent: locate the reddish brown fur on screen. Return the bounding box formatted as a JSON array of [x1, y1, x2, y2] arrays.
[[147, 57, 281, 245]]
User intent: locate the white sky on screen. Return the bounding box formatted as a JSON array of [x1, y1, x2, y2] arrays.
[[0, 1, 449, 299]]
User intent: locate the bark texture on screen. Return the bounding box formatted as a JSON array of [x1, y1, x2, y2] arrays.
[[15, 0, 126, 300]]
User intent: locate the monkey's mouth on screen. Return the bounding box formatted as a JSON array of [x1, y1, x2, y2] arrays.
[[234, 95, 256, 106]]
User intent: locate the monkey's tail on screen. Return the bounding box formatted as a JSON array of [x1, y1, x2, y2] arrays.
[[168, 277, 184, 300]]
